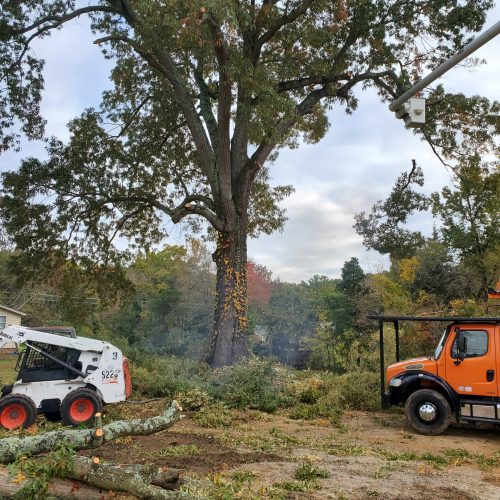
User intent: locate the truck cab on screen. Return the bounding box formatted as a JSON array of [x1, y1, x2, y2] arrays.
[[370, 316, 500, 435]]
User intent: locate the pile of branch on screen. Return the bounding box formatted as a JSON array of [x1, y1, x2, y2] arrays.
[[0, 400, 197, 499]]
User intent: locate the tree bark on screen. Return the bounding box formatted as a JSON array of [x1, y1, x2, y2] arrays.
[[0, 459, 192, 499], [208, 222, 250, 367], [0, 401, 181, 464], [70, 457, 185, 489], [66, 457, 191, 499], [0, 466, 117, 499]]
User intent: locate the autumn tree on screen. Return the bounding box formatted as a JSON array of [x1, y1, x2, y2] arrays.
[[0, 0, 496, 365], [247, 260, 274, 310]]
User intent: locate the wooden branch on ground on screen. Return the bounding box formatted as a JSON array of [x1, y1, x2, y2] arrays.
[[0, 401, 182, 464], [66, 456, 191, 499], [0, 458, 192, 499], [71, 456, 186, 490], [0, 466, 113, 499]]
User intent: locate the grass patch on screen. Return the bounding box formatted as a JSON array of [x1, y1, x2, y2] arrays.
[[294, 461, 330, 481], [144, 444, 200, 459], [0, 352, 18, 386], [231, 470, 256, 483], [194, 403, 234, 428], [328, 443, 370, 456], [273, 480, 309, 492], [269, 427, 300, 446]]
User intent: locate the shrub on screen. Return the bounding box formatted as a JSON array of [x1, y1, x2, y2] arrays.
[[131, 356, 210, 398], [177, 387, 211, 410], [208, 358, 286, 412], [294, 461, 330, 481], [333, 372, 380, 411], [288, 404, 320, 420], [195, 403, 234, 427]]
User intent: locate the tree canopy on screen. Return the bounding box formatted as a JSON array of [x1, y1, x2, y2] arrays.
[[0, 0, 497, 364]]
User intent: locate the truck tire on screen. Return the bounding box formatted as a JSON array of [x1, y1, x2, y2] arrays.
[[405, 389, 451, 435], [61, 388, 102, 427], [0, 394, 37, 430]]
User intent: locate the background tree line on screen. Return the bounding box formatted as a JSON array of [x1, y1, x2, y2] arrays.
[[0, 155, 497, 372], [2, 0, 498, 366]]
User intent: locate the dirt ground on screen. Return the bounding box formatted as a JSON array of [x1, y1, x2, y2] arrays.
[[81, 401, 500, 499]]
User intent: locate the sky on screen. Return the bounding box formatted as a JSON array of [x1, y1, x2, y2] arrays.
[[1, 4, 499, 283]]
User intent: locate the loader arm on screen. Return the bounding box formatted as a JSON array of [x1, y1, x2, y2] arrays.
[[0, 326, 108, 352]]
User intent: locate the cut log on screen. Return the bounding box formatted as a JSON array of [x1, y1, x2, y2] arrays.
[[66, 457, 193, 499], [0, 400, 182, 464], [0, 465, 123, 499], [71, 456, 185, 488], [0, 458, 193, 499]]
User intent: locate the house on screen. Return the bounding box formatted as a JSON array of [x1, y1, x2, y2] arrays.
[[0, 304, 26, 348]]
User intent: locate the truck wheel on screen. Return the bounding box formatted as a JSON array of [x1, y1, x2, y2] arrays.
[[61, 388, 102, 427], [405, 389, 451, 435], [0, 394, 37, 430]]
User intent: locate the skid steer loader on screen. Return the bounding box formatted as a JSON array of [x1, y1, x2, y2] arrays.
[[0, 326, 132, 429]]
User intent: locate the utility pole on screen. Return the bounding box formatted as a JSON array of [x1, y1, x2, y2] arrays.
[[391, 20, 500, 127]]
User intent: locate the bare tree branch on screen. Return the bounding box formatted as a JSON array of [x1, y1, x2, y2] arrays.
[[3, 6, 120, 37], [256, 0, 314, 49]]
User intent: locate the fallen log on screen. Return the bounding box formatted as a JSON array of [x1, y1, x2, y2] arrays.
[[0, 465, 121, 499], [0, 400, 182, 464], [0, 458, 193, 499], [71, 456, 186, 489], [66, 456, 193, 499]]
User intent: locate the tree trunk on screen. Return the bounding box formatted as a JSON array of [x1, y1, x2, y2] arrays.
[[208, 222, 250, 367], [0, 401, 181, 464]]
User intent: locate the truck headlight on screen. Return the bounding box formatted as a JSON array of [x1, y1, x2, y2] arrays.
[[389, 378, 402, 387]]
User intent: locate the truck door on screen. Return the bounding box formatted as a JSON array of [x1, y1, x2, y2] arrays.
[[497, 324, 500, 396], [445, 325, 497, 397]]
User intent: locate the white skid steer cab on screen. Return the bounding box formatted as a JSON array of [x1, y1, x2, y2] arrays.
[[0, 326, 132, 430]]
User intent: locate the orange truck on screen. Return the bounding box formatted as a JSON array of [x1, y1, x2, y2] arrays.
[[369, 315, 500, 435]]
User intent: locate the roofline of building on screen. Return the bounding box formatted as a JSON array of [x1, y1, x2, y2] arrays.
[[0, 304, 27, 316]]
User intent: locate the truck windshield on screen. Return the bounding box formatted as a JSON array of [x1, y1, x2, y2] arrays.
[[433, 331, 447, 359]]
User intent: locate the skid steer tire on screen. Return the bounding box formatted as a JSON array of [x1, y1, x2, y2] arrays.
[[0, 394, 37, 430], [405, 389, 451, 435], [61, 388, 102, 427]]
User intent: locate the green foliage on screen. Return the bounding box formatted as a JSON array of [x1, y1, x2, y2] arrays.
[[287, 370, 379, 424], [326, 372, 380, 411], [231, 470, 256, 483], [105, 240, 214, 356], [194, 403, 234, 428], [370, 274, 413, 315], [354, 165, 430, 259], [431, 158, 500, 297], [177, 387, 212, 411], [272, 480, 309, 493], [130, 354, 211, 398], [2, 0, 496, 367], [294, 461, 330, 481], [209, 358, 286, 412], [9, 442, 75, 499]]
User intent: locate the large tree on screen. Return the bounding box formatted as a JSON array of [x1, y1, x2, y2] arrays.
[[0, 0, 495, 365]]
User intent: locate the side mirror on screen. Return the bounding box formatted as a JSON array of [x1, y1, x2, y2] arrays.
[[454, 330, 466, 362]]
